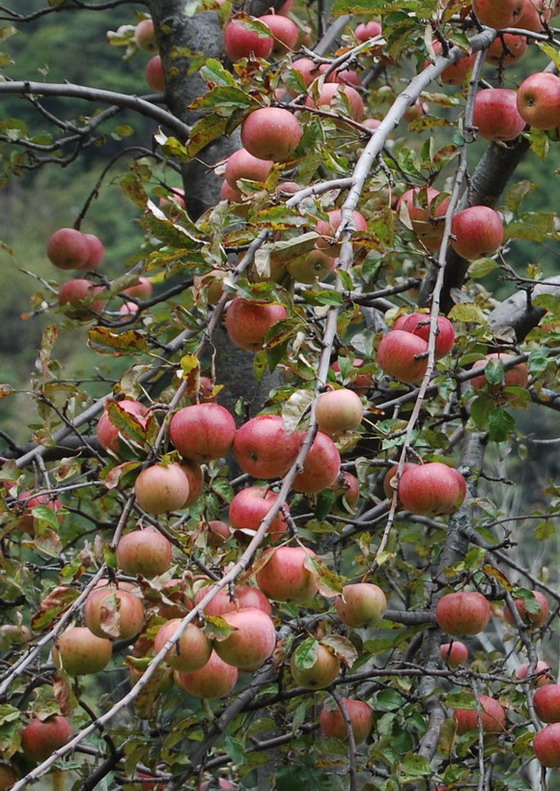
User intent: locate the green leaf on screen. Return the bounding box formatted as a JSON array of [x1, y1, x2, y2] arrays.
[[487, 407, 516, 442], [468, 257, 497, 279], [535, 520, 556, 540], [186, 114, 229, 157], [203, 615, 237, 641], [470, 395, 493, 430], [292, 637, 319, 671], [528, 348, 551, 376], [400, 753, 433, 777], [484, 357, 504, 386], [537, 40, 560, 69], [448, 302, 487, 324], [200, 58, 237, 87], [375, 689, 404, 710], [30, 505, 61, 531], [533, 294, 560, 316], [189, 85, 255, 113], [106, 400, 150, 447], [528, 129, 549, 161], [443, 691, 476, 708]]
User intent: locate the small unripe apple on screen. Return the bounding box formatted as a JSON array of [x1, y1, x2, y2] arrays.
[[153, 619, 212, 672], [440, 641, 469, 668], [398, 462, 466, 516], [315, 388, 364, 436], [225, 297, 287, 352], [319, 698, 374, 743], [175, 650, 238, 699], [223, 19, 273, 61], [504, 590, 550, 627], [170, 403, 236, 462], [376, 330, 429, 384], [335, 583, 387, 628], [47, 228, 90, 270], [436, 591, 491, 636], [534, 722, 560, 767], [117, 526, 173, 578], [454, 694, 506, 735], [20, 715, 73, 762], [54, 626, 112, 676], [534, 684, 560, 723], [134, 463, 190, 514], [291, 643, 340, 689], [234, 414, 301, 479], [145, 55, 165, 92], [256, 546, 318, 603], [292, 431, 341, 494]]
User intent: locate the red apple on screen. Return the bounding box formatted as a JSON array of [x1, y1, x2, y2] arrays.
[[179, 460, 204, 506], [84, 585, 145, 641], [516, 0, 553, 31], [319, 698, 374, 743], [335, 583, 387, 628], [469, 352, 529, 391], [306, 83, 365, 121], [145, 55, 165, 92], [199, 781, 237, 791], [534, 722, 560, 767], [473, 88, 526, 142], [292, 431, 341, 494], [256, 546, 318, 603], [229, 486, 289, 540], [153, 619, 212, 672], [54, 626, 112, 676], [241, 107, 302, 162], [454, 694, 506, 735], [96, 399, 150, 454], [440, 641, 469, 668], [400, 313, 456, 359], [169, 403, 236, 462], [315, 388, 364, 436], [205, 519, 232, 546], [224, 148, 274, 189], [290, 642, 340, 688], [213, 607, 276, 671], [117, 526, 173, 578], [472, 0, 525, 27], [225, 297, 287, 352], [534, 684, 560, 722], [398, 462, 466, 516], [314, 209, 368, 256], [47, 227, 90, 270], [134, 462, 190, 514], [396, 186, 450, 250], [487, 33, 527, 65], [223, 19, 273, 61], [436, 591, 491, 636], [175, 650, 238, 698], [81, 233, 105, 270], [376, 330, 429, 384], [450, 206, 504, 260], [517, 72, 560, 130], [504, 590, 550, 627], [292, 56, 320, 87], [515, 660, 552, 686], [319, 64, 362, 87], [382, 462, 416, 502], [14, 491, 63, 534], [259, 14, 299, 52], [58, 279, 105, 316], [194, 583, 271, 616], [123, 276, 153, 300], [234, 414, 302, 479], [355, 21, 382, 40], [20, 715, 73, 762], [134, 18, 157, 52]]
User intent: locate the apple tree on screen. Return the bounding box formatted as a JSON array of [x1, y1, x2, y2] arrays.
[[0, 0, 560, 789]]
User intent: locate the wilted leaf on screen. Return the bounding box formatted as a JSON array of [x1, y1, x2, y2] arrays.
[[203, 615, 237, 641], [88, 328, 148, 356], [320, 634, 358, 667], [303, 555, 345, 598], [32, 586, 79, 630]]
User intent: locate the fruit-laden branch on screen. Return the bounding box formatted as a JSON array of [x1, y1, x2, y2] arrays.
[[0, 82, 190, 140]]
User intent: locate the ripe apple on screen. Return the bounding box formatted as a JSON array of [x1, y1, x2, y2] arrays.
[[234, 414, 302, 478], [235, 585, 272, 615], [516, 0, 553, 31], [20, 715, 73, 762], [355, 20, 382, 40], [376, 330, 429, 384], [58, 279, 105, 316], [469, 352, 529, 391], [472, 0, 525, 27], [292, 56, 320, 87], [225, 297, 287, 352], [134, 18, 157, 52], [314, 209, 368, 256], [440, 640, 469, 668], [213, 607, 277, 671], [534, 722, 560, 767], [486, 32, 527, 65], [157, 578, 192, 619], [120, 301, 139, 317], [534, 684, 560, 722], [0, 623, 32, 645], [306, 83, 365, 121], [292, 431, 341, 494], [515, 660, 552, 686], [123, 276, 153, 300], [223, 19, 273, 61], [517, 72, 560, 130], [194, 583, 271, 616], [153, 619, 212, 672], [14, 491, 63, 534], [47, 227, 90, 270], [205, 519, 231, 546], [436, 591, 491, 636], [84, 585, 145, 640], [134, 463, 191, 514], [145, 55, 165, 92], [259, 14, 299, 52], [504, 590, 550, 627], [225, 148, 274, 189], [54, 626, 112, 676], [169, 403, 236, 462], [382, 462, 416, 502], [96, 399, 150, 454], [291, 642, 340, 688], [199, 781, 237, 791], [450, 206, 504, 260], [319, 64, 362, 87], [175, 650, 238, 699], [431, 42, 476, 86], [179, 460, 204, 506], [319, 698, 374, 743], [335, 583, 387, 628], [229, 486, 289, 540], [315, 388, 364, 436], [256, 546, 318, 603], [400, 313, 455, 359], [396, 187, 450, 250], [81, 233, 105, 270], [398, 462, 466, 516], [473, 88, 526, 142], [241, 107, 302, 162], [454, 694, 506, 735], [116, 526, 173, 578]]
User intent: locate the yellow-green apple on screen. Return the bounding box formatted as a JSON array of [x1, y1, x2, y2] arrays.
[[319, 698, 374, 742], [234, 414, 302, 478], [174, 651, 238, 698], [116, 526, 173, 578], [287, 250, 335, 283], [134, 463, 190, 514], [169, 403, 236, 462], [436, 591, 491, 636], [153, 619, 212, 672], [335, 583, 387, 628], [292, 431, 341, 493], [256, 546, 318, 603], [290, 642, 340, 688], [315, 388, 364, 436]]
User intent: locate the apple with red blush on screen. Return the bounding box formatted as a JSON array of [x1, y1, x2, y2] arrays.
[[396, 186, 450, 251], [134, 18, 157, 52], [534, 684, 560, 722], [213, 607, 276, 671], [517, 72, 560, 130], [469, 352, 529, 393], [306, 83, 364, 121], [256, 545, 318, 603], [398, 462, 466, 516], [355, 20, 382, 40], [292, 431, 341, 494], [450, 206, 504, 260], [241, 107, 302, 162], [153, 619, 212, 672], [454, 694, 506, 735], [53, 626, 112, 676], [229, 486, 289, 540], [145, 55, 165, 91], [534, 722, 560, 767], [223, 19, 273, 61], [315, 388, 364, 436], [58, 279, 105, 316], [134, 462, 190, 514], [435, 591, 491, 636], [290, 642, 340, 688], [515, 660, 552, 687], [225, 297, 287, 352], [170, 403, 236, 462], [487, 33, 527, 65], [376, 330, 429, 384], [400, 313, 455, 359], [472, 0, 525, 28], [47, 227, 90, 270], [96, 399, 150, 454], [175, 650, 238, 699], [440, 640, 469, 668], [116, 526, 173, 578], [234, 414, 301, 479], [504, 590, 550, 627], [84, 584, 145, 641], [319, 698, 374, 742], [314, 209, 367, 256], [20, 715, 73, 762], [259, 14, 299, 52], [334, 583, 387, 628]]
